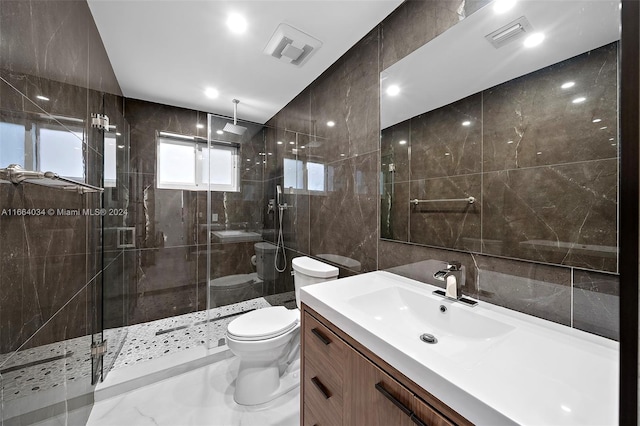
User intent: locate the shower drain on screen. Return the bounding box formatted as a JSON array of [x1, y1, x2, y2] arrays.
[[420, 333, 438, 344]]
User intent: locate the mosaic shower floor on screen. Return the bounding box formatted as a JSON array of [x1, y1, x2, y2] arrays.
[[0, 292, 296, 407]]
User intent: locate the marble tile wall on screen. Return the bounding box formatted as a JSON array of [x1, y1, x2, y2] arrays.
[[0, 0, 125, 422], [266, 0, 619, 341]]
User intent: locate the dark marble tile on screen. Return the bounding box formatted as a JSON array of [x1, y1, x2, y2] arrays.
[[482, 159, 617, 272], [381, 119, 410, 182], [103, 252, 126, 330], [573, 270, 619, 340], [309, 152, 378, 272], [483, 43, 618, 172], [239, 127, 266, 182], [268, 88, 311, 135], [378, 240, 478, 297], [1, 253, 88, 353], [475, 255, 571, 325], [20, 74, 89, 122], [380, 0, 465, 70], [125, 99, 199, 175], [410, 93, 482, 180], [21, 185, 88, 258], [0, 73, 25, 112], [0, 1, 89, 90], [310, 29, 380, 163], [129, 246, 199, 325], [381, 181, 409, 242], [408, 174, 481, 250]]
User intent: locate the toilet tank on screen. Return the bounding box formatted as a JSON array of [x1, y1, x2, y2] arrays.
[[292, 256, 339, 309], [255, 242, 278, 281]]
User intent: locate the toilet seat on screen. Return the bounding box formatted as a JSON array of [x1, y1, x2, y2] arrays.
[[227, 306, 299, 341]]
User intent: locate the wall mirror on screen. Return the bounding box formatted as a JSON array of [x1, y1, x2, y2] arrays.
[[380, 0, 620, 273]]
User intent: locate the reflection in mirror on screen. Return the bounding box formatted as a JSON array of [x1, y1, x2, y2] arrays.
[[0, 113, 86, 181], [380, 0, 619, 273]]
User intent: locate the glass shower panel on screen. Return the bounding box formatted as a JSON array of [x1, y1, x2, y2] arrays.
[[101, 117, 131, 381]]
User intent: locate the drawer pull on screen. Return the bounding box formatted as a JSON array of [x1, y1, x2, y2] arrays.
[[311, 328, 331, 345], [410, 413, 428, 426], [375, 382, 412, 416], [311, 376, 331, 399]]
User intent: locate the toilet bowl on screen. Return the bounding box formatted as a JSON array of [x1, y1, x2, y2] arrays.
[[209, 242, 277, 307], [226, 256, 338, 405]]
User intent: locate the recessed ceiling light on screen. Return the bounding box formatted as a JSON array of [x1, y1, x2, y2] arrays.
[[216, 129, 224, 135], [444, 152, 450, 156], [116, 132, 122, 136], [493, 0, 516, 13], [196, 123, 204, 129], [572, 97, 587, 104], [386, 85, 400, 96], [340, 153, 346, 157], [289, 141, 295, 145], [300, 146, 306, 149], [600, 126, 608, 130], [277, 141, 283, 145], [399, 140, 407, 145], [561, 81, 575, 89], [592, 118, 602, 123], [246, 159, 251, 162], [609, 138, 615, 141], [523, 32, 545, 48], [537, 152, 542, 155], [227, 13, 247, 34], [327, 121, 335, 127], [36, 95, 49, 101], [507, 140, 514, 144], [117, 145, 125, 149], [462, 121, 471, 126], [205, 88, 219, 99]]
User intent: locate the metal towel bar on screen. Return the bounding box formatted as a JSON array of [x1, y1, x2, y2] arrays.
[[410, 196, 475, 205], [0, 164, 103, 194]]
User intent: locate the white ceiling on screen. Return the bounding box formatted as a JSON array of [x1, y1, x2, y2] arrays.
[[88, 0, 403, 124], [381, 0, 621, 129]]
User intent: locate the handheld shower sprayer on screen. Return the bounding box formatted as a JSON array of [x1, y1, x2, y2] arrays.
[[275, 185, 287, 272]]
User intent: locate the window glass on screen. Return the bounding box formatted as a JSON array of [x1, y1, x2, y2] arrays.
[[39, 128, 84, 180], [158, 141, 195, 185], [0, 122, 25, 167]]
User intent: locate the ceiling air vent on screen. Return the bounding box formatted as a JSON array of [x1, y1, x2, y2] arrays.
[[485, 16, 534, 49], [263, 23, 322, 67]]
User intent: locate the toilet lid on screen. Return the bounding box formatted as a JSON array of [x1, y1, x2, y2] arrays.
[[227, 306, 299, 341]]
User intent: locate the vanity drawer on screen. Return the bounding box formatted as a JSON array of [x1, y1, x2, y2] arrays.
[[413, 395, 455, 426], [303, 311, 347, 382], [304, 356, 343, 425]]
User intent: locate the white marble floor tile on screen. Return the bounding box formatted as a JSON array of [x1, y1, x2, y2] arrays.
[[87, 357, 300, 426]]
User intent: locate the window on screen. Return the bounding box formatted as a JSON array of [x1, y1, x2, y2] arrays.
[[283, 157, 326, 193], [156, 133, 239, 192], [0, 121, 85, 182]]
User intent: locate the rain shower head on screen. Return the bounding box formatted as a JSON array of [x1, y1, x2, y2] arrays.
[[223, 99, 247, 135], [222, 123, 247, 135]]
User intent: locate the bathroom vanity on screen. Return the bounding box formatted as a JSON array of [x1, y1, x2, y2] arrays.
[[300, 271, 618, 425], [302, 305, 468, 425]]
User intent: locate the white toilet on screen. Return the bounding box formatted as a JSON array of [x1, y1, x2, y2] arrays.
[[208, 242, 277, 307], [226, 256, 339, 406]]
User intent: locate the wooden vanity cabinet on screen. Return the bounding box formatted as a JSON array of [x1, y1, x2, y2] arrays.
[[301, 304, 470, 426]]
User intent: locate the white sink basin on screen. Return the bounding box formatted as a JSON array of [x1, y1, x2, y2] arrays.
[[348, 286, 514, 341], [301, 270, 618, 426]]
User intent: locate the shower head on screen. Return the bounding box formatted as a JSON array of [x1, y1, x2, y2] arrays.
[[223, 99, 247, 135], [222, 122, 247, 135]]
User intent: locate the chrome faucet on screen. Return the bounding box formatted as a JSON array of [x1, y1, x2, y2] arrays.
[[432, 261, 477, 306], [442, 262, 464, 299]]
